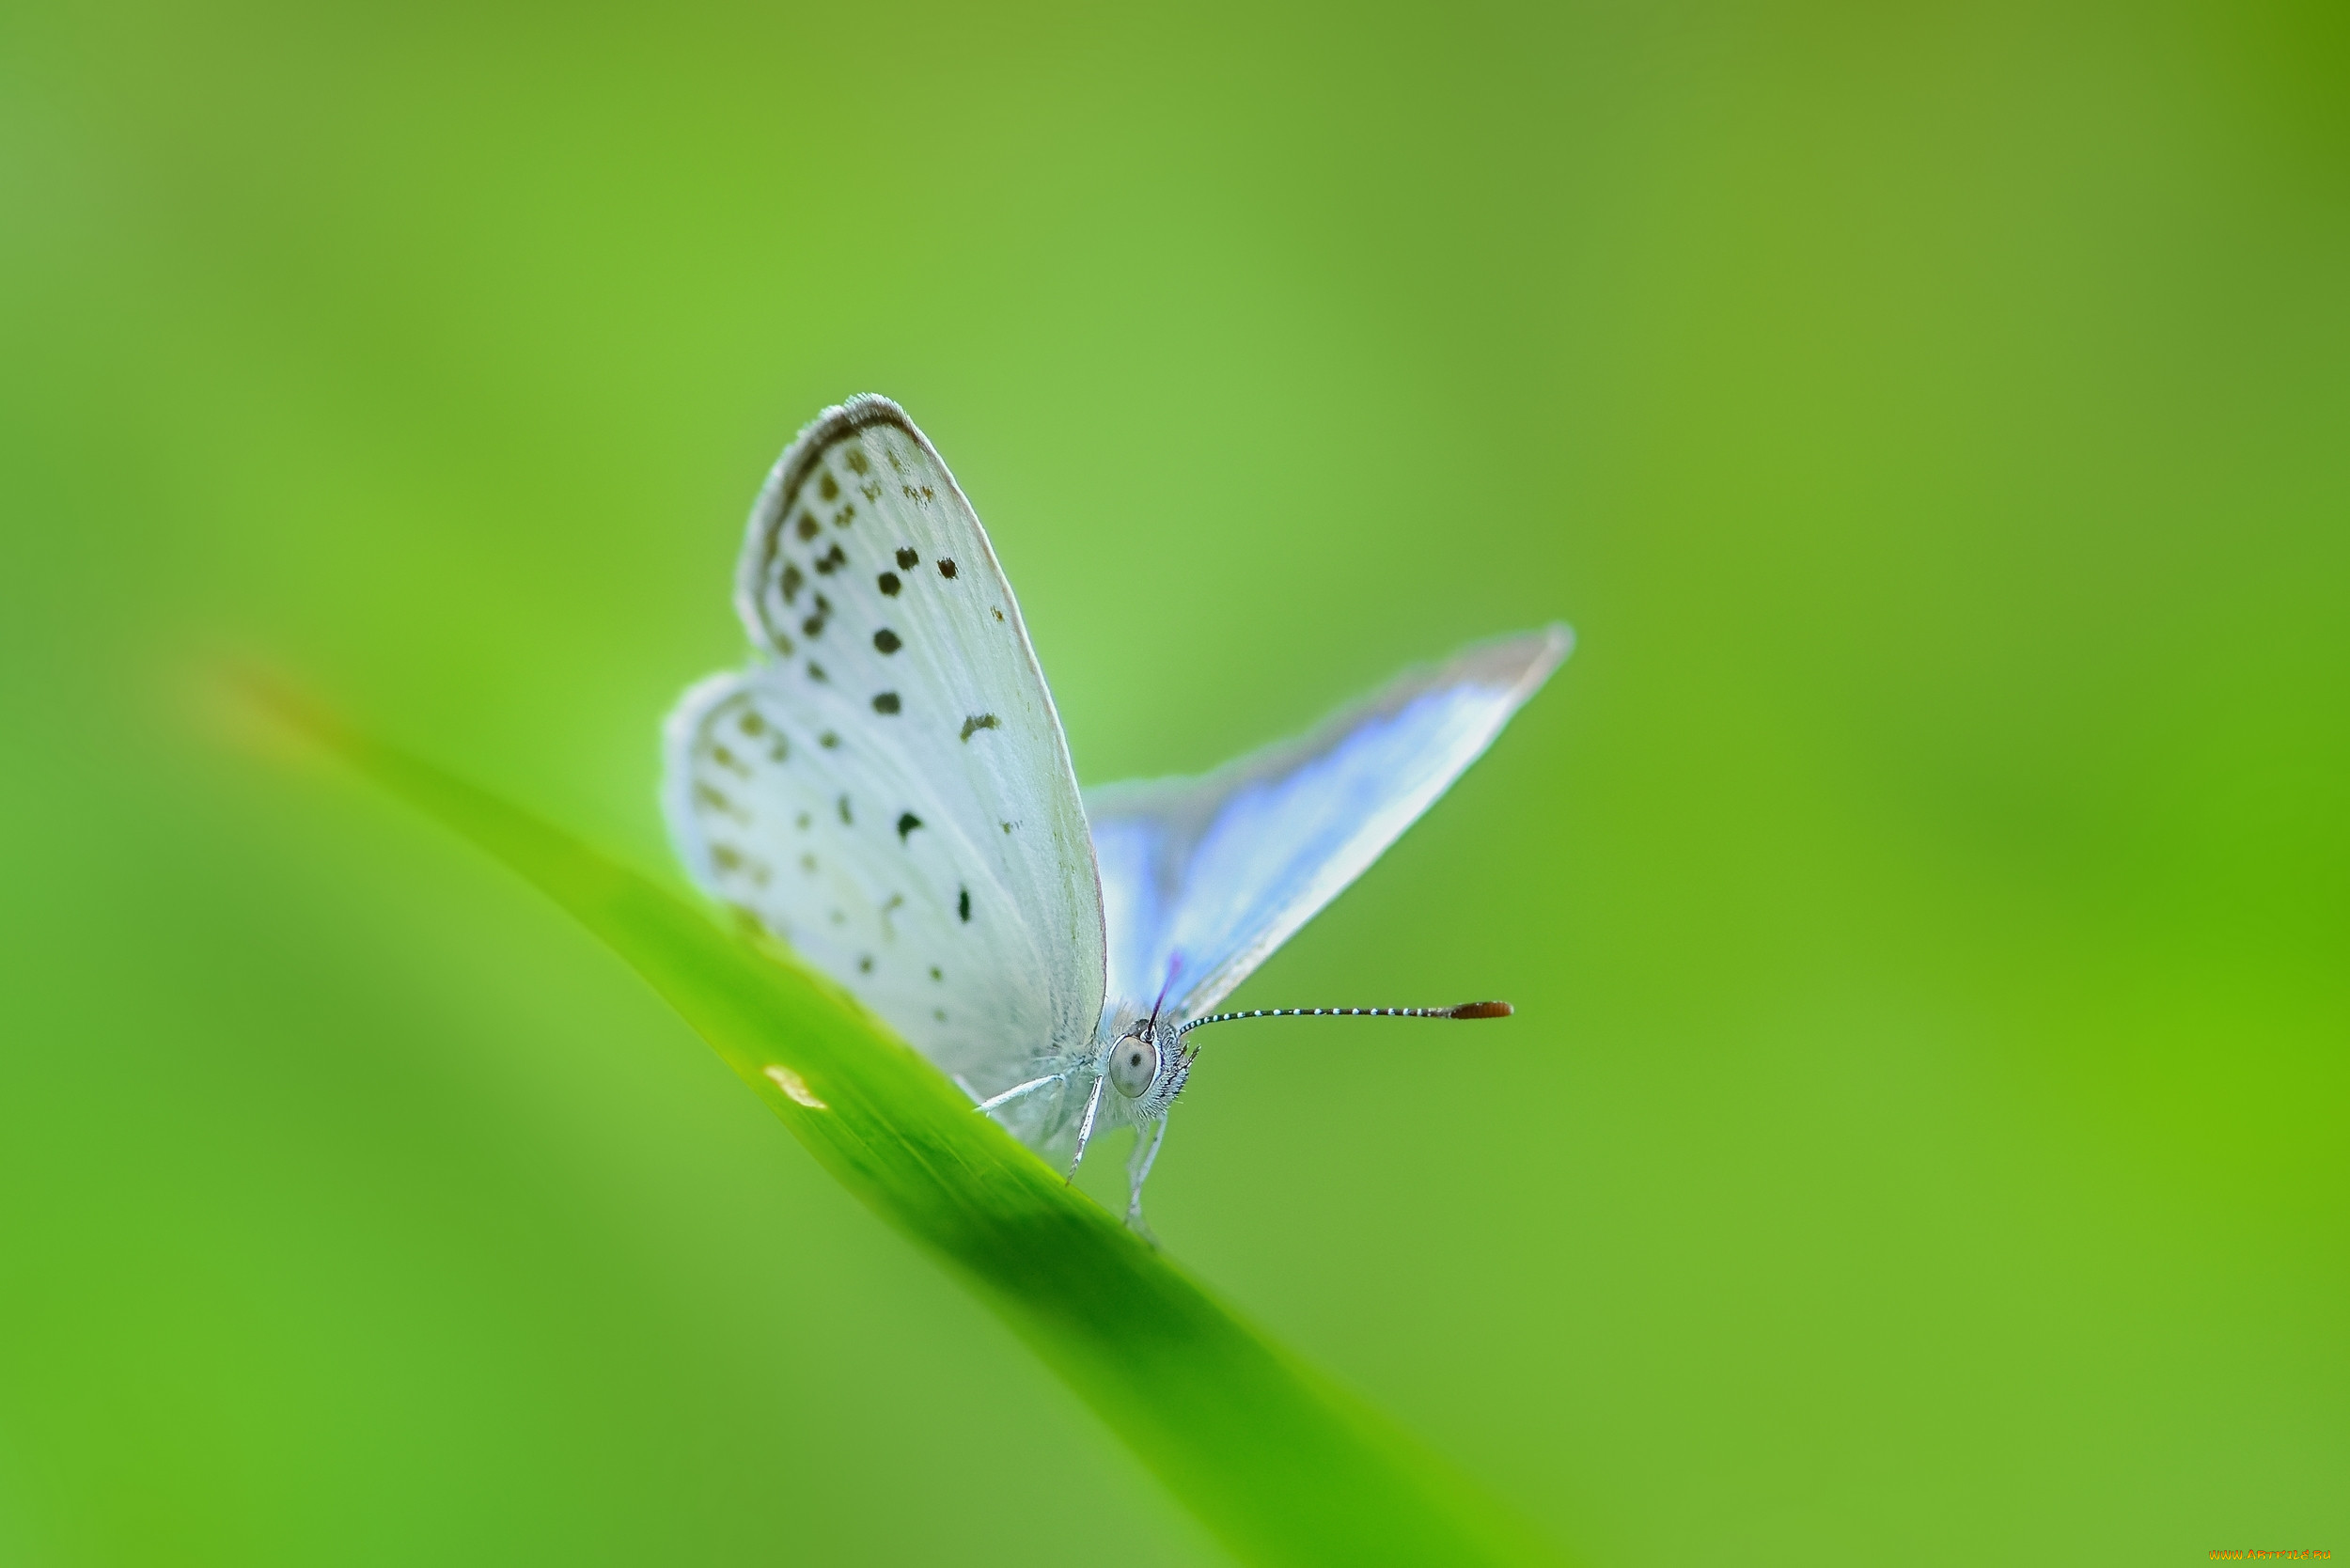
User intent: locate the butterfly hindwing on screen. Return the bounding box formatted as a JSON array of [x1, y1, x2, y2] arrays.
[[665, 397, 1106, 1096]]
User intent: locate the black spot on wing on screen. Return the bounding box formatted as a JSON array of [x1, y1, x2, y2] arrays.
[[711, 845, 769, 886], [795, 513, 820, 541], [813, 541, 846, 575], [895, 547, 918, 570], [819, 731, 839, 748], [896, 811, 921, 842], [780, 564, 803, 604], [936, 557, 958, 578], [844, 448, 869, 475], [819, 472, 839, 501], [872, 692, 901, 714], [872, 628, 901, 653], [807, 662, 827, 682], [959, 713, 1000, 742], [877, 571, 901, 596], [837, 794, 853, 825], [958, 886, 970, 923]]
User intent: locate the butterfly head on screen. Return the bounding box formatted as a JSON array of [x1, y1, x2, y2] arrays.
[[1106, 1014, 1193, 1119]]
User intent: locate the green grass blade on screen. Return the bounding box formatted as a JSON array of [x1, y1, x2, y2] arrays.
[[257, 683, 1565, 1568]]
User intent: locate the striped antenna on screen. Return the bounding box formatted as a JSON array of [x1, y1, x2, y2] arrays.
[[1174, 1001, 1512, 1038]]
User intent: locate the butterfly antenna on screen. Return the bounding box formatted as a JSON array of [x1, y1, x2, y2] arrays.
[[1143, 952, 1186, 1036], [1174, 1001, 1512, 1039]]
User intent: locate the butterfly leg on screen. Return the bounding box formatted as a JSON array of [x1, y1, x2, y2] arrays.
[[1124, 1115, 1168, 1242], [1066, 1074, 1106, 1183], [972, 1072, 1065, 1115]]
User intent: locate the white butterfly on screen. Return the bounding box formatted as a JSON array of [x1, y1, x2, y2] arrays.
[[664, 396, 1568, 1231]]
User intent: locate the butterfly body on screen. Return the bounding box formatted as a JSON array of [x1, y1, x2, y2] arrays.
[[666, 396, 1567, 1229]]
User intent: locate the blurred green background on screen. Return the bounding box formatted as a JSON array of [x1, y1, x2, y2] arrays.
[[2, 0, 2343, 1562]]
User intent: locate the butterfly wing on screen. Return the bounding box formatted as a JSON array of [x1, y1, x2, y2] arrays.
[[1085, 626, 1570, 1023], [664, 397, 1106, 1103]]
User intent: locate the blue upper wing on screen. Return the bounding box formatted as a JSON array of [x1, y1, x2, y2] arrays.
[[1084, 625, 1571, 1025]]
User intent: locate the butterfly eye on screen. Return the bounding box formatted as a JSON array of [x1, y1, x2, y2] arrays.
[[1108, 1033, 1160, 1099]]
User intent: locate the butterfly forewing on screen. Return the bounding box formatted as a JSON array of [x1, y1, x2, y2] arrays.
[[1086, 626, 1570, 1022], [664, 397, 1105, 1098]]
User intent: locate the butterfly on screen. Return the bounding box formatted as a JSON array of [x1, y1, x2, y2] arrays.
[[663, 396, 1569, 1231]]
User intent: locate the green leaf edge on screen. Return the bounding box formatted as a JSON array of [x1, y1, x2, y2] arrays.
[[258, 682, 1567, 1568]]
